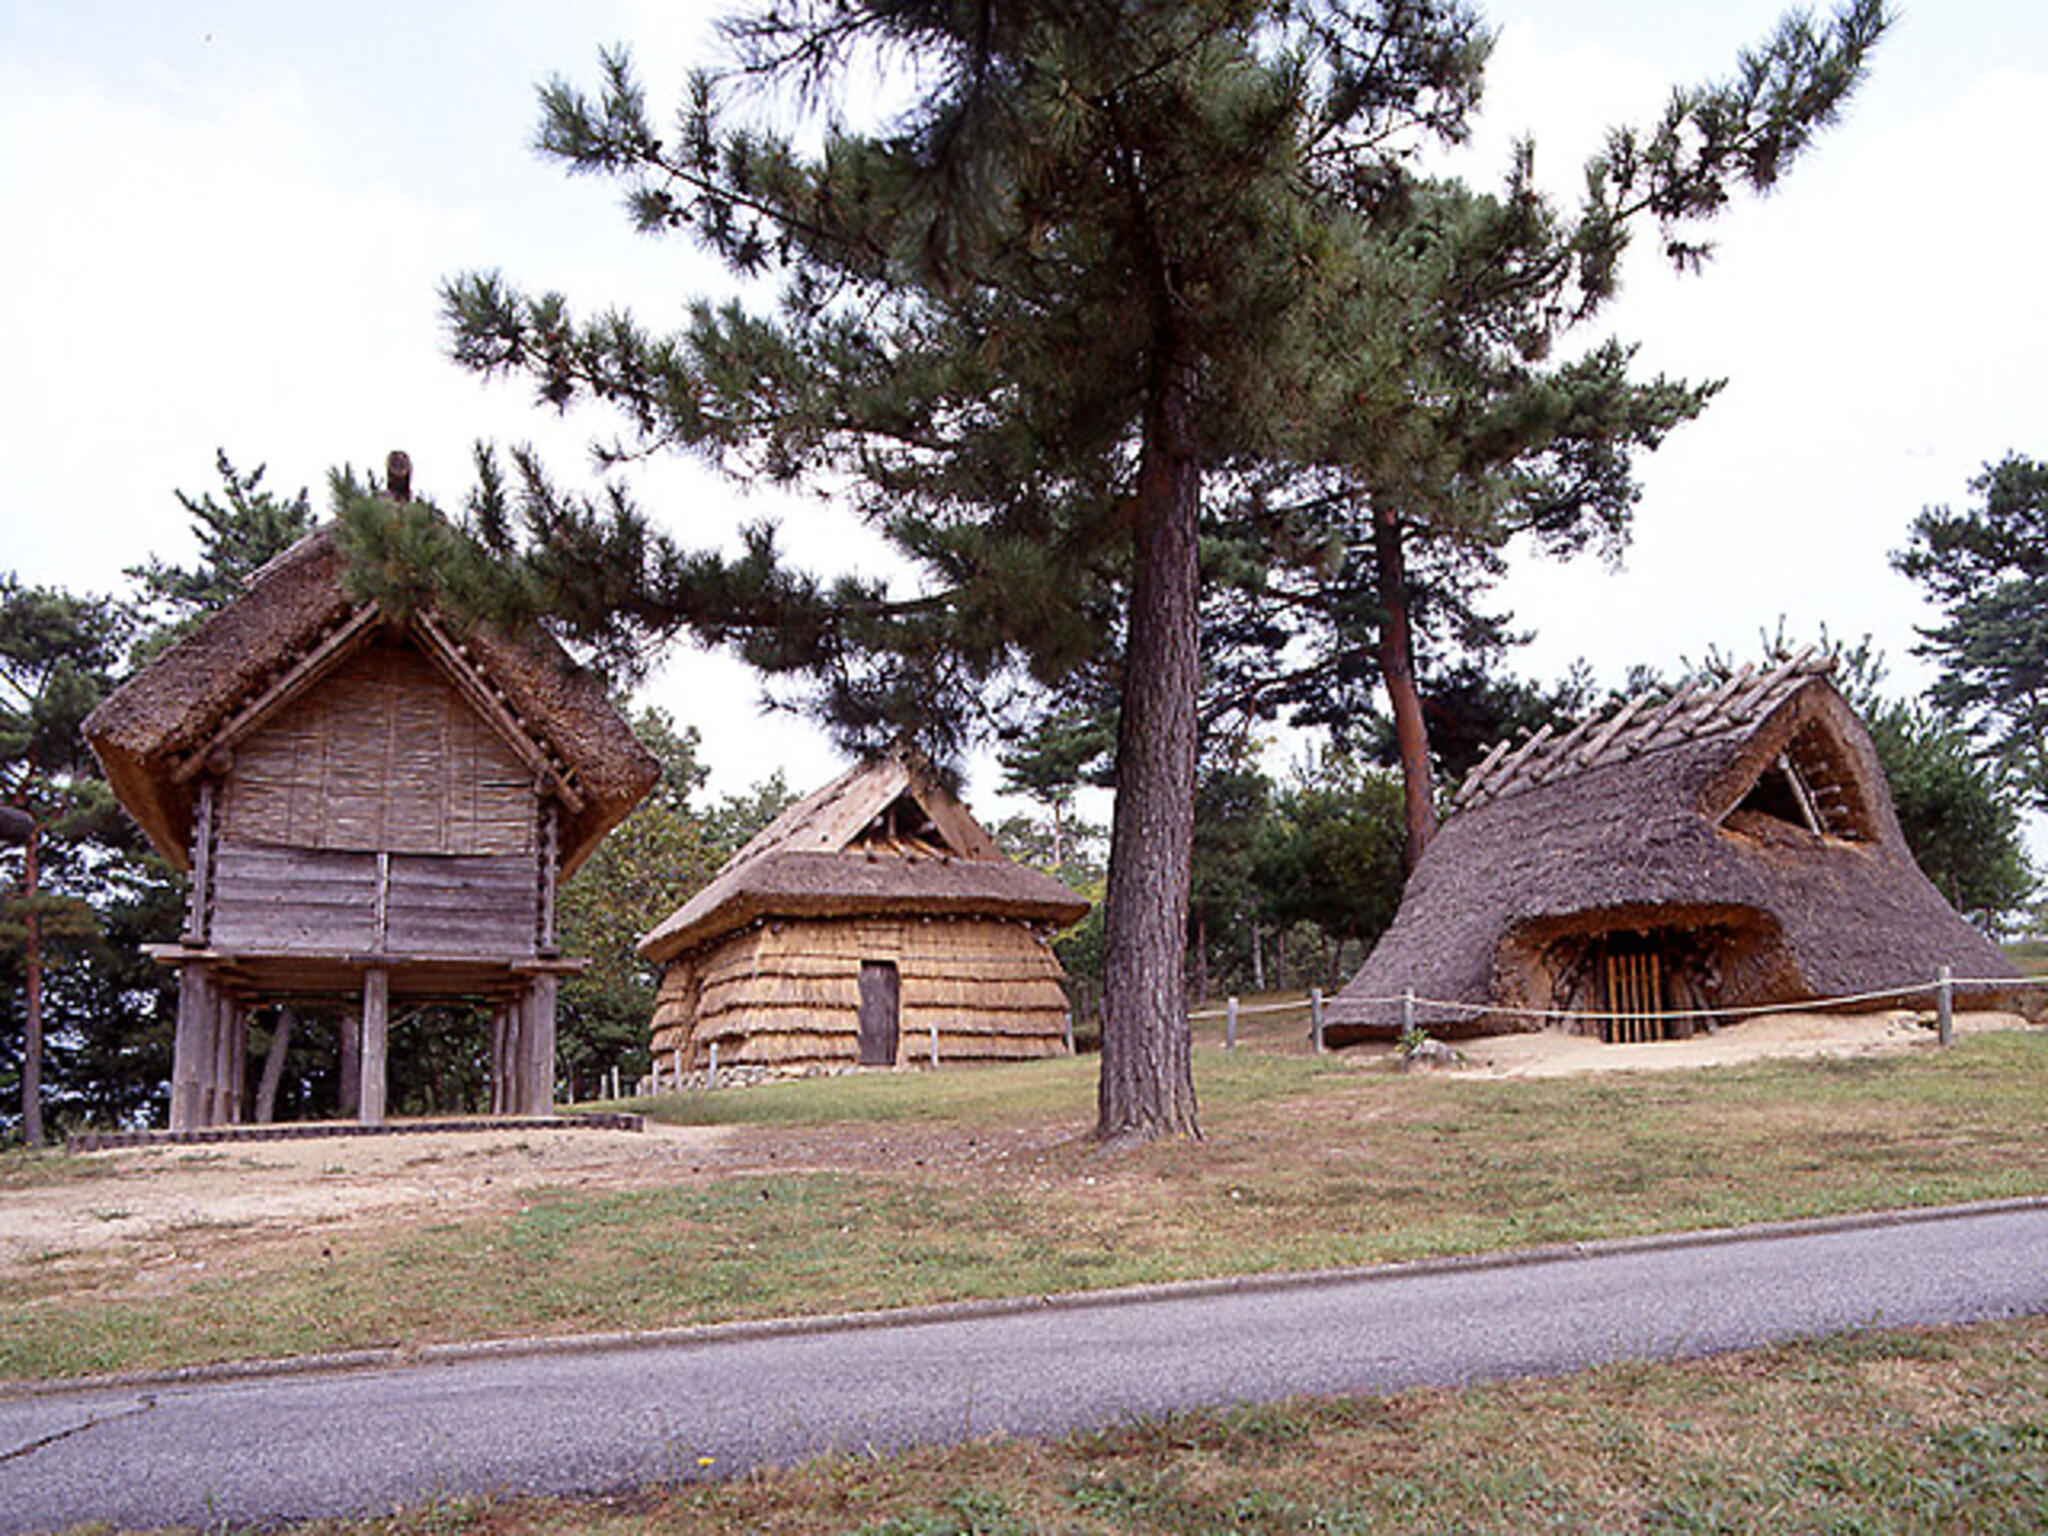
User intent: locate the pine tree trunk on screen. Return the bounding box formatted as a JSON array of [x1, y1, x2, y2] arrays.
[[21, 821, 44, 1148], [1096, 371, 1201, 1145], [1372, 503, 1437, 872]]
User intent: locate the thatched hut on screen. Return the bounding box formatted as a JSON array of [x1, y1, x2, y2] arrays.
[[86, 477, 658, 1129], [641, 749, 1088, 1074], [1324, 654, 2019, 1044]]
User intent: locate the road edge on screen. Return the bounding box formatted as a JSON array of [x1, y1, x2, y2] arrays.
[[9, 1193, 2046, 1401]]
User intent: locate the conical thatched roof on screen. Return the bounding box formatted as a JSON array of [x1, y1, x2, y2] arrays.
[[86, 525, 658, 876], [1325, 654, 2018, 1039], [640, 747, 1090, 964]]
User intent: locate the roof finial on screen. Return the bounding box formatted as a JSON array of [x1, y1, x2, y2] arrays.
[[386, 449, 413, 503]]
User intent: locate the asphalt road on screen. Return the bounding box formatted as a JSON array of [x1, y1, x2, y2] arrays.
[[6, 1200, 2046, 1534]]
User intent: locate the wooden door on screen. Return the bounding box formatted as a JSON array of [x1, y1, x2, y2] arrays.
[[858, 960, 901, 1066], [1603, 943, 1664, 1045]]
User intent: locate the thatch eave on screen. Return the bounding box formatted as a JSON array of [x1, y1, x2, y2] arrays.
[[640, 848, 1090, 964], [84, 524, 658, 874]]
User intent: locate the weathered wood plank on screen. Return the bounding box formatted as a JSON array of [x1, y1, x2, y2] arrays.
[[359, 968, 388, 1125]]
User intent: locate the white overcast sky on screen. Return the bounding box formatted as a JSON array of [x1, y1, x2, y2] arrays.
[[4, 0, 2045, 850]]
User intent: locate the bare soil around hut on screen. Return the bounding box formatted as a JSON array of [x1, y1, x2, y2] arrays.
[[7, 1006, 2024, 1273]]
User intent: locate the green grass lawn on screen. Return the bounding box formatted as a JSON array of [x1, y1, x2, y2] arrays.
[[5, 1027, 2046, 1383]]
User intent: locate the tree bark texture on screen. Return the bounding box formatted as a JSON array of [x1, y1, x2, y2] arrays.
[[254, 1006, 295, 1124], [1097, 375, 1202, 1144], [1372, 503, 1438, 872], [20, 822, 43, 1148]]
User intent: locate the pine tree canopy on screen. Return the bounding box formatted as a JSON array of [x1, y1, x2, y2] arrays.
[[1893, 452, 2048, 810], [429, 0, 1885, 1142]]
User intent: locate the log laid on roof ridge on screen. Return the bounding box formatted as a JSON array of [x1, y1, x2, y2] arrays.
[[1483, 722, 1555, 799], [1524, 710, 1602, 789], [1573, 688, 1654, 770]]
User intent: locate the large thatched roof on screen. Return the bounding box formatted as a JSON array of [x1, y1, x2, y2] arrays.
[[1326, 654, 2018, 1039], [86, 525, 658, 876], [640, 747, 1090, 964]]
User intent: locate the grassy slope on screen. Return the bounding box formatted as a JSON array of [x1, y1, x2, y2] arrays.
[[6, 1029, 2047, 1382]]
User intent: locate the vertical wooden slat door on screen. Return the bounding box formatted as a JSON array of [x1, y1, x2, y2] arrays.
[[858, 961, 901, 1066], [1605, 949, 1663, 1044]]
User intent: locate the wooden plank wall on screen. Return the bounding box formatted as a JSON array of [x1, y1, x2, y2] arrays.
[[209, 843, 380, 951], [385, 853, 537, 954], [209, 843, 537, 956]]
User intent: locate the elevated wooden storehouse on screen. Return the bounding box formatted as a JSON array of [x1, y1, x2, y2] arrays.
[[641, 749, 1089, 1074], [1325, 654, 2019, 1044], [87, 475, 658, 1129]]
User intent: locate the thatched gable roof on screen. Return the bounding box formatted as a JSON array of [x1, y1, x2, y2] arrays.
[[85, 525, 658, 877], [640, 747, 1089, 964], [1326, 655, 2018, 1038]]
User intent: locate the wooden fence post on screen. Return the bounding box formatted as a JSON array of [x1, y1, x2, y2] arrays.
[[1937, 965, 1954, 1048], [1402, 989, 1416, 1038], [1311, 988, 1325, 1053], [1226, 995, 1239, 1051]]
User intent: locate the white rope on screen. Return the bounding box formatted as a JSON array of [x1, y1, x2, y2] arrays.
[[1177, 972, 2041, 1029], [1336, 970, 2045, 1027]]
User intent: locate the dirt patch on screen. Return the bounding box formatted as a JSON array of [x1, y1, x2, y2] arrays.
[[0, 1122, 734, 1268], [1437, 1007, 2032, 1078], [6, 1011, 2031, 1272]]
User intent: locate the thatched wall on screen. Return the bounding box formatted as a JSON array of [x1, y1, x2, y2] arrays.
[[222, 640, 536, 856], [650, 915, 1072, 1070]]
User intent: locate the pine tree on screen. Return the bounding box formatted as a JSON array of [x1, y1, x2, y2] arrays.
[[129, 451, 315, 657], [1892, 453, 2048, 810], [437, 0, 1885, 1142], [0, 579, 128, 1145]]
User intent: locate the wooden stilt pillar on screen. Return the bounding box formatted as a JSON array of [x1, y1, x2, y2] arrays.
[[207, 991, 243, 1127], [170, 963, 212, 1132], [227, 997, 248, 1124], [359, 968, 389, 1125], [521, 976, 557, 1115], [337, 1011, 361, 1119], [489, 1005, 505, 1116], [497, 998, 523, 1116]]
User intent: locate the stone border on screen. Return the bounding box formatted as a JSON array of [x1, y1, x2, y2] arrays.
[[65, 1113, 643, 1153]]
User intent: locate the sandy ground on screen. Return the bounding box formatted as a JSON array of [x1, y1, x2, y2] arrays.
[[1, 1122, 734, 1268], [4, 1010, 2034, 1269], [1449, 1007, 2036, 1078]]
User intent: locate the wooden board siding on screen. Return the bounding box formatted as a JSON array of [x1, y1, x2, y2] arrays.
[[385, 853, 538, 955], [220, 641, 536, 857], [650, 917, 1072, 1070], [209, 843, 380, 952], [209, 841, 537, 957]]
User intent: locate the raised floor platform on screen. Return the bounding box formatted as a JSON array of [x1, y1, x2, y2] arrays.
[[67, 1113, 644, 1153]]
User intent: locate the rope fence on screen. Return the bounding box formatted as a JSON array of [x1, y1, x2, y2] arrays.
[[1339, 971, 2044, 1028], [1184, 969, 2046, 1053]]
